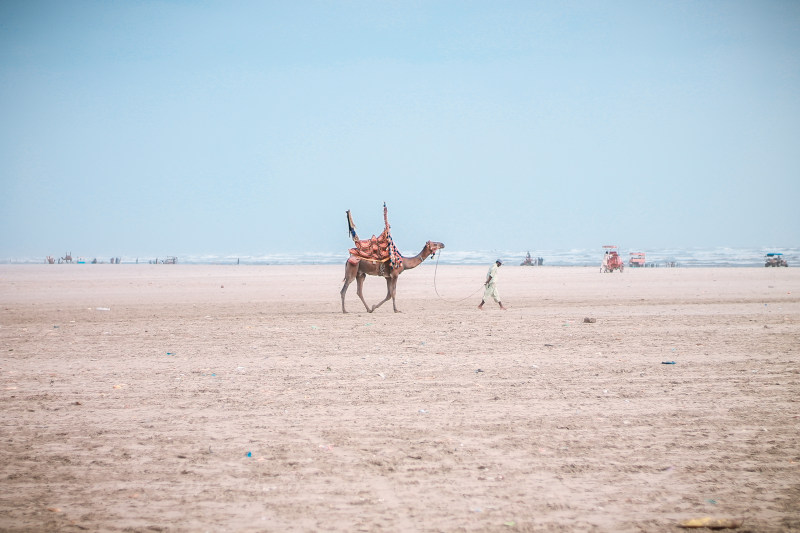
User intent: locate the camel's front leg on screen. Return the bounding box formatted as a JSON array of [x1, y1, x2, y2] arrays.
[[389, 277, 400, 312], [355, 273, 373, 312], [371, 277, 400, 313]]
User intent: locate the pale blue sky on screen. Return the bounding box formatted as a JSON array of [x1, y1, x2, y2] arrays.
[[2, 1, 798, 259]]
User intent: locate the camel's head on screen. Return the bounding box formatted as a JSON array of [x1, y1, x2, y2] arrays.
[[426, 241, 445, 257]]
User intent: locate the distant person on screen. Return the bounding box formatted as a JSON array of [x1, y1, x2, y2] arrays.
[[478, 259, 506, 310]]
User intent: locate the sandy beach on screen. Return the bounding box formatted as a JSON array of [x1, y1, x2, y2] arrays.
[[1, 264, 798, 532]]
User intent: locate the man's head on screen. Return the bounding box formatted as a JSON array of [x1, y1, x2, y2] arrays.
[[496, 259, 503, 266]]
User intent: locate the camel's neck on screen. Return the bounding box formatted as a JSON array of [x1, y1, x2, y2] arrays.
[[400, 245, 432, 270]]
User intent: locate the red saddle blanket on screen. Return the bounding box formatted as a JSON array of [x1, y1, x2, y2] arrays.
[[348, 229, 403, 267], [349, 229, 391, 262], [346, 204, 403, 268]]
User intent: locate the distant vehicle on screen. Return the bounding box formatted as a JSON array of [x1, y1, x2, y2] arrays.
[[629, 252, 646, 268], [520, 251, 543, 266], [601, 245, 624, 273], [765, 253, 788, 267]]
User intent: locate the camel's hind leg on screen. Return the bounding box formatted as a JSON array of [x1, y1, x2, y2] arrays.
[[340, 262, 359, 313], [341, 261, 373, 314], [371, 276, 399, 313], [354, 272, 372, 312]]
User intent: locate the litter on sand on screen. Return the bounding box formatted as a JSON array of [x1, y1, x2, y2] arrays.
[[678, 517, 743, 529]]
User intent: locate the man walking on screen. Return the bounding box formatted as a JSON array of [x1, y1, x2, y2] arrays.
[[478, 259, 506, 310]]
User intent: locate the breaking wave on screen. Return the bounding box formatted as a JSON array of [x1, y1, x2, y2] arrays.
[[5, 247, 796, 267]]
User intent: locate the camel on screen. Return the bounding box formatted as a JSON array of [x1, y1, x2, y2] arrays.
[[59, 252, 72, 264], [341, 240, 444, 313]]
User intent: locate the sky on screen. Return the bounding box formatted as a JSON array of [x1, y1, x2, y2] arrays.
[[1, 0, 799, 260]]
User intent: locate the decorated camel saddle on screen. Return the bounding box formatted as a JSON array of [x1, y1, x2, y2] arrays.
[[346, 203, 403, 268]]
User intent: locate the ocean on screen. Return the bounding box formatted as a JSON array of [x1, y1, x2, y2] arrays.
[[7, 247, 797, 267]]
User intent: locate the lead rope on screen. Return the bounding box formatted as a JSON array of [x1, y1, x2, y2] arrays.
[[432, 250, 486, 303]]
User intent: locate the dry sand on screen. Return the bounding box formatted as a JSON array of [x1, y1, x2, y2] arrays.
[[1, 263, 798, 532]]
